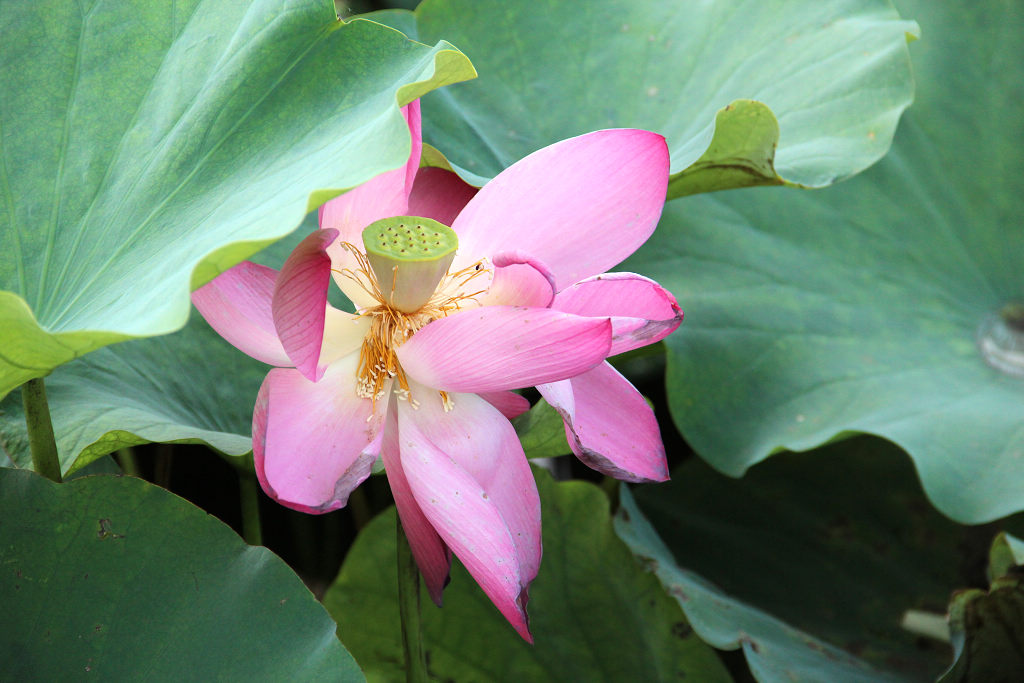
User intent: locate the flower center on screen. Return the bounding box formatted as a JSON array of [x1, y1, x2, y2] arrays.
[[335, 216, 490, 409], [363, 216, 459, 313]]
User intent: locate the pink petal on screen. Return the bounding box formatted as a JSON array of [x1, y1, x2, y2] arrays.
[[407, 388, 541, 584], [272, 229, 339, 381], [402, 101, 423, 197], [482, 252, 556, 307], [396, 306, 612, 393], [451, 130, 670, 289], [191, 261, 291, 367], [253, 358, 386, 514], [320, 102, 420, 308], [552, 272, 683, 355], [539, 362, 668, 483], [407, 167, 477, 225], [478, 391, 531, 420], [380, 400, 451, 605], [318, 101, 421, 244], [397, 396, 534, 642]]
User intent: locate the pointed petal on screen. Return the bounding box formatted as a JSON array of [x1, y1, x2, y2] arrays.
[[478, 391, 531, 420], [397, 306, 611, 393], [539, 362, 668, 482], [552, 272, 683, 355], [482, 252, 556, 307], [407, 167, 477, 225], [253, 358, 386, 514], [402, 100, 423, 197], [408, 388, 540, 584], [452, 130, 670, 289], [272, 229, 338, 381], [397, 397, 534, 642], [321, 103, 420, 308], [381, 400, 451, 605], [191, 261, 291, 367]]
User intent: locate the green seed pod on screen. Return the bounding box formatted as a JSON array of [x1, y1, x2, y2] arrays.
[[362, 216, 458, 313]]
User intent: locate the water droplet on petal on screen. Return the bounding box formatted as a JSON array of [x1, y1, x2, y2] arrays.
[[977, 302, 1024, 378]]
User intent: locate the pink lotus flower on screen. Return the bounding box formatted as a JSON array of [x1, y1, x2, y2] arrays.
[[192, 101, 680, 641]]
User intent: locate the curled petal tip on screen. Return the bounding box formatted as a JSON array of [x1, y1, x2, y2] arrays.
[[513, 585, 534, 643], [552, 272, 684, 355], [428, 573, 453, 608]]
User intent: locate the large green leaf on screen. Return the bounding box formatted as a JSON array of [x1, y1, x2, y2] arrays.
[[511, 398, 571, 460], [323, 469, 730, 682], [0, 468, 363, 681], [0, 221, 323, 475], [367, 0, 916, 194], [0, 311, 264, 475], [0, 0, 475, 399], [627, 0, 1024, 522], [616, 437, 987, 682]]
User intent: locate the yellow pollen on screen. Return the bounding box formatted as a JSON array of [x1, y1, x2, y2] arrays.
[[336, 243, 491, 410]]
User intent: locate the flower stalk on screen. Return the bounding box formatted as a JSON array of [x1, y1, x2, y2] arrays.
[[239, 472, 263, 546], [397, 515, 428, 683], [21, 377, 62, 483], [115, 447, 141, 477]]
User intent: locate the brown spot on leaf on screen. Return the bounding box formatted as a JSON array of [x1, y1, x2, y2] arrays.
[[96, 519, 124, 540]]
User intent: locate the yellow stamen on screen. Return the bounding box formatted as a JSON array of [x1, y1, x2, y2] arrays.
[[336, 242, 491, 410]]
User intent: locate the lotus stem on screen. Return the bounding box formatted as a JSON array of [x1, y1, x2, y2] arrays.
[[348, 486, 371, 531], [115, 447, 141, 477], [21, 377, 62, 483], [239, 472, 263, 546], [397, 515, 428, 683]]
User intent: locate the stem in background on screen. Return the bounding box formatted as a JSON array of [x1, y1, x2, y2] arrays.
[[600, 475, 620, 507], [348, 486, 372, 532], [396, 516, 428, 683], [238, 473, 263, 546], [319, 507, 344, 579], [115, 447, 141, 477], [154, 444, 173, 488], [21, 378, 62, 483], [288, 510, 319, 574]]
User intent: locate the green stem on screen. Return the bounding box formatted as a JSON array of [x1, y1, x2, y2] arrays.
[[288, 510, 318, 574], [154, 444, 173, 488], [115, 447, 141, 477], [21, 378, 62, 483], [238, 473, 263, 546], [396, 516, 428, 683], [348, 486, 372, 532], [600, 475, 620, 507]]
